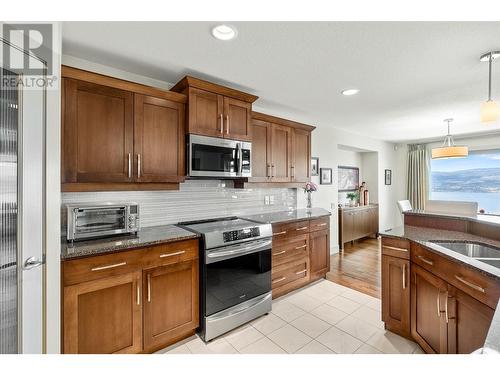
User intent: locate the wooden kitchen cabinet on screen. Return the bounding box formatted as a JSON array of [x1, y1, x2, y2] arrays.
[[63, 271, 142, 354], [143, 259, 199, 352], [134, 94, 185, 183], [61, 66, 187, 191], [446, 284, 495, 354], [411, 264, 448, 354], [381, 255, 410, 338], [249, 112, 315, 185], [62, 78, 134, 184], [309, 228, 330, 281], [171, 76, 257, 141]]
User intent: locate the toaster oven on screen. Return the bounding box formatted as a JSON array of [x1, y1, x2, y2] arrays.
[[66, 202, 140, 241]]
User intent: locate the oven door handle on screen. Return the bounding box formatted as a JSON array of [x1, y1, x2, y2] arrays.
[[237, 142, 243, 175], [206, 239, 272, 264]]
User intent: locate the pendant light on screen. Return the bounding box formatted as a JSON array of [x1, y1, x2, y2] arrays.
[[431, 119, 468, 159], [480, 51, 500, 123]]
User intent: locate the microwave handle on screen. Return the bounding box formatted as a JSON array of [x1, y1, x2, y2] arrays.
[[237, 143, 243, 175]]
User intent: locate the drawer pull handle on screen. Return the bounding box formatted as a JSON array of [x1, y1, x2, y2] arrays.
[[273, 276, 286, 284], [295, 226, 308, 231], [417, 255, 434, 266], [295, 269, 307, 275], [91, 262, 127, 271], [316, 223, 327, 227], [273, 250, 286, 256], [295, 245, 307, 250], [273, 231, 287, 236], [160, 250, 185, 258], [383, 245, 408, 252], [455, 275, 485, 293]]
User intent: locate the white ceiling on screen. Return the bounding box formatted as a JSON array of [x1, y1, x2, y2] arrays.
[[61, 22, 500, 143]]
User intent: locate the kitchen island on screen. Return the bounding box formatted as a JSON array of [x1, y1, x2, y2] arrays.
[[380, 210, 500, 354]]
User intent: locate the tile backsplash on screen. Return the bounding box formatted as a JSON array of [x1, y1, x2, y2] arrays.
[[61, 180, 297, 230]]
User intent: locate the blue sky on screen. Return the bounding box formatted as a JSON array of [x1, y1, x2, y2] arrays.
[[431, 151, 500, 172]]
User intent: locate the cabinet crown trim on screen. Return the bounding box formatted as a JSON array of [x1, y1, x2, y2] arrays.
[[171, 75, 258, 103], [252, 111, 316, 131], [61, 65, 187, 103]]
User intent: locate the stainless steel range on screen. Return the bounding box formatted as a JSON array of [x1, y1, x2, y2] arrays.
[[178, 217, 272, 341]]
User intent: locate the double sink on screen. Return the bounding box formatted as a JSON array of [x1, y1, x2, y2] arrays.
[[431, 241, 500, 269]]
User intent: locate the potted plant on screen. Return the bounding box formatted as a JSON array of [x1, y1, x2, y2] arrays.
[[346, 191, 358, 207], [303, 182, 318, 210]]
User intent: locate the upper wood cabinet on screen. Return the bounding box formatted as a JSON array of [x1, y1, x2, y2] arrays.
[[61, 66, 187, 192], [250, 112, 315, 184], [171, 76, 257, 141], [134, 94, 185, 183]]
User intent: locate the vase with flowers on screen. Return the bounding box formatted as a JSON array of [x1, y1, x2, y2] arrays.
[[303, 182, 318, 210]]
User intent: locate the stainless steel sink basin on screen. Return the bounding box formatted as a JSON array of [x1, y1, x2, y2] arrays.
[[430, 241, 500, 268]]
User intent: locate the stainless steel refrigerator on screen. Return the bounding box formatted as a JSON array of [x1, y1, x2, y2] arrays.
[[1, 38, 45, 354]]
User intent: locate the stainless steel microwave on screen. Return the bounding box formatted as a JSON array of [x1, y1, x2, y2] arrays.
[[66, 202, 140, 241], [188, 134, 252, 178]]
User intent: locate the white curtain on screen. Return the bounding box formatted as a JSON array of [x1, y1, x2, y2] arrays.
[[407, 144, 430, 210]]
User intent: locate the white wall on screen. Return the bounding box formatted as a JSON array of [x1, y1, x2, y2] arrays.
[[361, 152, 379, 206]]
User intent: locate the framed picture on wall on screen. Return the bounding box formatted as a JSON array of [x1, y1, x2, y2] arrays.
[[385, 169, 392, 185], [320, 168, 332, 185], [311, 157, 319, 176], [338, 166, 359, 191]]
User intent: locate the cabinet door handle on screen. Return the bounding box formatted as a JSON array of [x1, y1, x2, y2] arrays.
[[136, 284, 140, 305], [295, 226, 308, 231], [137, 154, 141, 178], [147, 273, 151, 302], [444, 292, 449, 323], [273, 250, 286, 256], [267, 164, 271, 178], [436, 291, 441, 318], [418, 255, 434, 266], [128, 153, 132, 179], [383, 245, 408, 253], [220, 113, 223, 134], [291, 165, 295, 178], [402, 263, 406, 289], [272, 276, 286, 284], [295, 244, 307, 250], [91, 262, 126, 271], [159, 250, 185, 258], [273, 231, 287, 236], [455, 275, 485, 293], [226, 115, 230, 134], [271, 164, 275, 178], [295, 269, 307, 275]]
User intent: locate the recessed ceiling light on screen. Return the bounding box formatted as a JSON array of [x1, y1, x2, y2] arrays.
[[341, 89, 360, 96], [211, 24, 237, 41]]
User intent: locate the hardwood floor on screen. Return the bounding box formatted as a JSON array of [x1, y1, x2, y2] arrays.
[[326, 237, 381, 298]]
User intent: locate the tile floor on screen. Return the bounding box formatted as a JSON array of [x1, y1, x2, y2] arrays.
[[156, 280, 423, 354]]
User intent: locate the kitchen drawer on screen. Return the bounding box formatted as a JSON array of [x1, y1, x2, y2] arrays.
[[272, 258, 309, 290], [63, 249, 143, 286], [272, 220, 310, 241], [381, 237, 410, 260], [310, 217, 330, 232], [272, 235, 308, 267], [411, 243, 500, 309], [142, 239, 199, 268]]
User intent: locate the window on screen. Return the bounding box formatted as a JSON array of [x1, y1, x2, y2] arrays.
[[430, 149, 500, 214]]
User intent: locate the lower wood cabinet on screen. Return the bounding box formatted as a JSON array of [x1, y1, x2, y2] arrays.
[[411, 264, 449, 354], [309, 229, 330, 281], [381, 255, 410, 338], [143, 259, 199, 352], [338, 205, 378, 250], [63, 271, 143, 354], [62, 239, 199, 354]]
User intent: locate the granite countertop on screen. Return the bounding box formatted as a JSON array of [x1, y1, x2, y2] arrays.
[[61, 225, 200, 260], [405, 210, 500, 228], [381, 225, 500, 280], [241, 208, 331, 224]]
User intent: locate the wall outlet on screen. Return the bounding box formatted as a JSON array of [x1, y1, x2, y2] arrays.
[[269, 195, 275, 205], [264, 196, 270, 205]]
